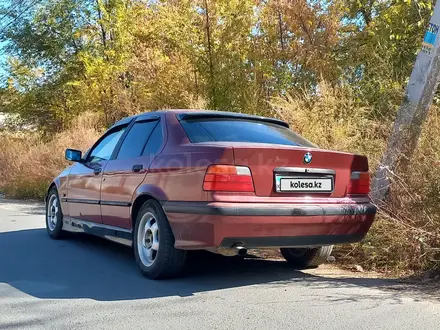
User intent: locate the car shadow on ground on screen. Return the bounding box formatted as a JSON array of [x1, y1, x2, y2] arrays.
[[0, 228, 436, 302]]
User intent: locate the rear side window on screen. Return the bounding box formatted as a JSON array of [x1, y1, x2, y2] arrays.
[[117, 120, 159, 160], [142, 122, 163, 156], [180, 119, 316, 147]]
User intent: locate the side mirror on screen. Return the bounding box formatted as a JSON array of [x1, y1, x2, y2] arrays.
[[65, 149, 83, 162]]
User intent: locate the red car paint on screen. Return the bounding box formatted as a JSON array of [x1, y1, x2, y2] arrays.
[[49, 110, 376, 251]]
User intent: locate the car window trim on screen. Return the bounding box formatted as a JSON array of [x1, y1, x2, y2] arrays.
[[177, 112, 289, 128], [85, 123, 130, 163], [113, 117, 160, 160], [135, 114, 160, 123]]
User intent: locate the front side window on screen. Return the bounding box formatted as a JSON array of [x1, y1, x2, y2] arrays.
[[88, 127, 126, 163], [117, 120, 159, 160]]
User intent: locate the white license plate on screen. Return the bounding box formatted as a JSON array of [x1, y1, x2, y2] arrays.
[[277, 177, 333, 193]]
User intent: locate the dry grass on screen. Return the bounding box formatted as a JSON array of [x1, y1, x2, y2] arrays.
[[0, 113, 103, 199], [271, 82, 389, 168], [272, 82, 440, 275]]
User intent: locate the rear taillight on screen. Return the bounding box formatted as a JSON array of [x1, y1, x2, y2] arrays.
[[203, 165, 254, 192], [347, 171, 370, 195]]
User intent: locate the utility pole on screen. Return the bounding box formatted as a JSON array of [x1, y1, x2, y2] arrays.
[[371, 0, 440, 203]]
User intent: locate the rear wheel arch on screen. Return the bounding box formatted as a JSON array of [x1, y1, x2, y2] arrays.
[[131, 194, 157, 229], [131, 185, 169, 229]]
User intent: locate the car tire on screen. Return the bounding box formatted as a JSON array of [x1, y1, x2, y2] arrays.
[[45, 188, 65, 239], [133, 199, 187, 279], [280, 246, 333, 268]]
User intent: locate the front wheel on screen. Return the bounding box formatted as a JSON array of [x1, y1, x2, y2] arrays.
[[45, 188, 65, 239], [280, 246, 333, 268], [133, 200, 187, 279]]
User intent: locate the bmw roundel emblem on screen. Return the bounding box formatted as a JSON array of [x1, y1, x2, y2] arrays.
[[303, 152, 312, 164]]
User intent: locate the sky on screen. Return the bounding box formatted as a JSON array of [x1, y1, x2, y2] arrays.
[[0, 0, 11, 84], [0, 0, 31, 84], [0, 41, 8, 82]]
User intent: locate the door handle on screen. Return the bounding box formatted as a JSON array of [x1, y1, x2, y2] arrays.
[[132, 164, 143, 173], [94, 168, 102, 175]]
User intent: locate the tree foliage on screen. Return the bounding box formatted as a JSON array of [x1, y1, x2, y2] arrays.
[[0, 0, 434, 130]]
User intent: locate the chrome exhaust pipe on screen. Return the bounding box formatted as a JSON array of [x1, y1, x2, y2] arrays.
[[236, 246, 247, 256], [214, 246, 247, 256]]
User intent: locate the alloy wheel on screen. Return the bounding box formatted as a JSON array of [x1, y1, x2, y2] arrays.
[[137, 212, 160, 267], [47, 194, 59, 231]]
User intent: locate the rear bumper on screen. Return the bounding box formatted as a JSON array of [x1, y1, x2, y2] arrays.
[[163, 202, 376, 217], [162, 202, 376, 249]]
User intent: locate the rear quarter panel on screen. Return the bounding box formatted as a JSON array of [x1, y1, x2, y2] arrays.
[[135, 112, 235, 202], [134, 112, 235, 245], [143, 145, 234, 201]]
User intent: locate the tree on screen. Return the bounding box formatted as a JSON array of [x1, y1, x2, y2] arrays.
[[0, 0, 137, 128], [257, 0, 344, 93], [372, 1, 440, 202], [338, 0, 433, 118], [0, 0, 90, 129]]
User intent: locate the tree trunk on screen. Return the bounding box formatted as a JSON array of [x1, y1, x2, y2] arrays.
[[371, 1, 440, 203], [203, 0, 216, 109], [277, 10, 284, 52], [96, 0, 107, 49]]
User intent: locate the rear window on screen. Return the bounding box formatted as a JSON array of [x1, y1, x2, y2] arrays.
[[180, 118, 316, 147]]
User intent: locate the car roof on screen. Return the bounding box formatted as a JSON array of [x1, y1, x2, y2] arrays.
[[111, 109, 289, 129]]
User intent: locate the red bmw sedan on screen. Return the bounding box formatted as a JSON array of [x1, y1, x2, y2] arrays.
[[45, 110, 376, 279]]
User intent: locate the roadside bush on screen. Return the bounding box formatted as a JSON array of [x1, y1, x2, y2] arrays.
[[272, 82, 440, 275], [0, 113, 102, 199]]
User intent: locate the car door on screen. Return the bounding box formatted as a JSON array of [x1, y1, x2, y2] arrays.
[[100, 115, 165, 229], [66, 125, 127, 223]]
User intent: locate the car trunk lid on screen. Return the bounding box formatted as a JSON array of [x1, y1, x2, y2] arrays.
[[232, 144, 368, 198]]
